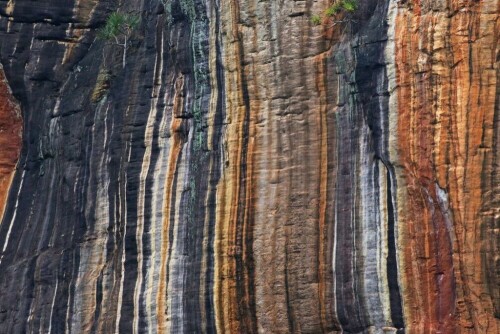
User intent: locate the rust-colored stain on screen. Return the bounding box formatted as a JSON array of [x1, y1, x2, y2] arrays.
[[394, 0, 499, 332], [0, 66, 22, 223]]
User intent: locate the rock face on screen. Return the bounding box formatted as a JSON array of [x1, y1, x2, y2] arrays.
[[0, 0, 498, 333], [0, 65, 22, 233]]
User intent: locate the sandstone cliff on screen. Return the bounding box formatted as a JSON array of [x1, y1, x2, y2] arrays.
[[0, 0, 498, 333]]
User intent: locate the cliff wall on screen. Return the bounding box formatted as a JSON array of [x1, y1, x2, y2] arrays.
[[0, 0, 498, 333]]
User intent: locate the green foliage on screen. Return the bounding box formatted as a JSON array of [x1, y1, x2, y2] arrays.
[[91, 69, 111, 102], [98, 12, 140, 68], [341, 0, 358, 12], [312, 0, 358, 25], [311, 14, 322, 25], [325, 3, 342, 17], [98, 12, 140, 41]]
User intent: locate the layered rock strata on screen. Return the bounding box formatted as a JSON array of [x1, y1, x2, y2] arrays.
[[0, 0, 498, 333]]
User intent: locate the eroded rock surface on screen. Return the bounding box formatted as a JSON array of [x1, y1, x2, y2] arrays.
[[0, 65, 21, 229], [0, 0, 498, 333]]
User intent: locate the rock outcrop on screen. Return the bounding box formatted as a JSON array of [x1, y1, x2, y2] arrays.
[[0, 0, 498, 333]]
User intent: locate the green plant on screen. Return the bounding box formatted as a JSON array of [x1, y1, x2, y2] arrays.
[[341, 0, 358, 12], [325, 3, 342, 17], [91, 69, 111, 102], [311, 14, 322, 25], [312, 0, 358, 26], [98, 12, 140, 68]]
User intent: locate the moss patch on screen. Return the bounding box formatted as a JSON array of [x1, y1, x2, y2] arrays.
[[91, 69, 111, 102]]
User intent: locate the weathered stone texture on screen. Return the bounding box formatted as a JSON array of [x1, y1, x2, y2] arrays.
[[392, 1, 499, 332], [0, 0, 498, 333], [0, 65, 21, 226]]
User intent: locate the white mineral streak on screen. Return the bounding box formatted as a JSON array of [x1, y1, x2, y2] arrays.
[[147, 95, 173, 333], [377, 161, 392, 326], [143, 32, 171, 334], [71, 100, 111, 332], [206, 0, 218, 152], [133, 23, 166, 334], [146, 107, 170, 333], [359, 123, 386, 329], [332, 78, 342, 325], [166, 137, 191, 334], [65, 256, 75, 334], [27, 284, 37, 330], [0, 169, 25, 266], [200, 155, 215, 330], [376, 40, 394, 325], [384, 0, 399, 165], [97, 100, 120, 333], [37, 119, 59, 251], [200, 1, 219, 327], [156, 93, 183, 332], [47, 277, 59, 333], [349, 126, 358, 324], [383, 0, 404, 323], [115, 117, 133, 333], [61, 23, 74, 65]]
